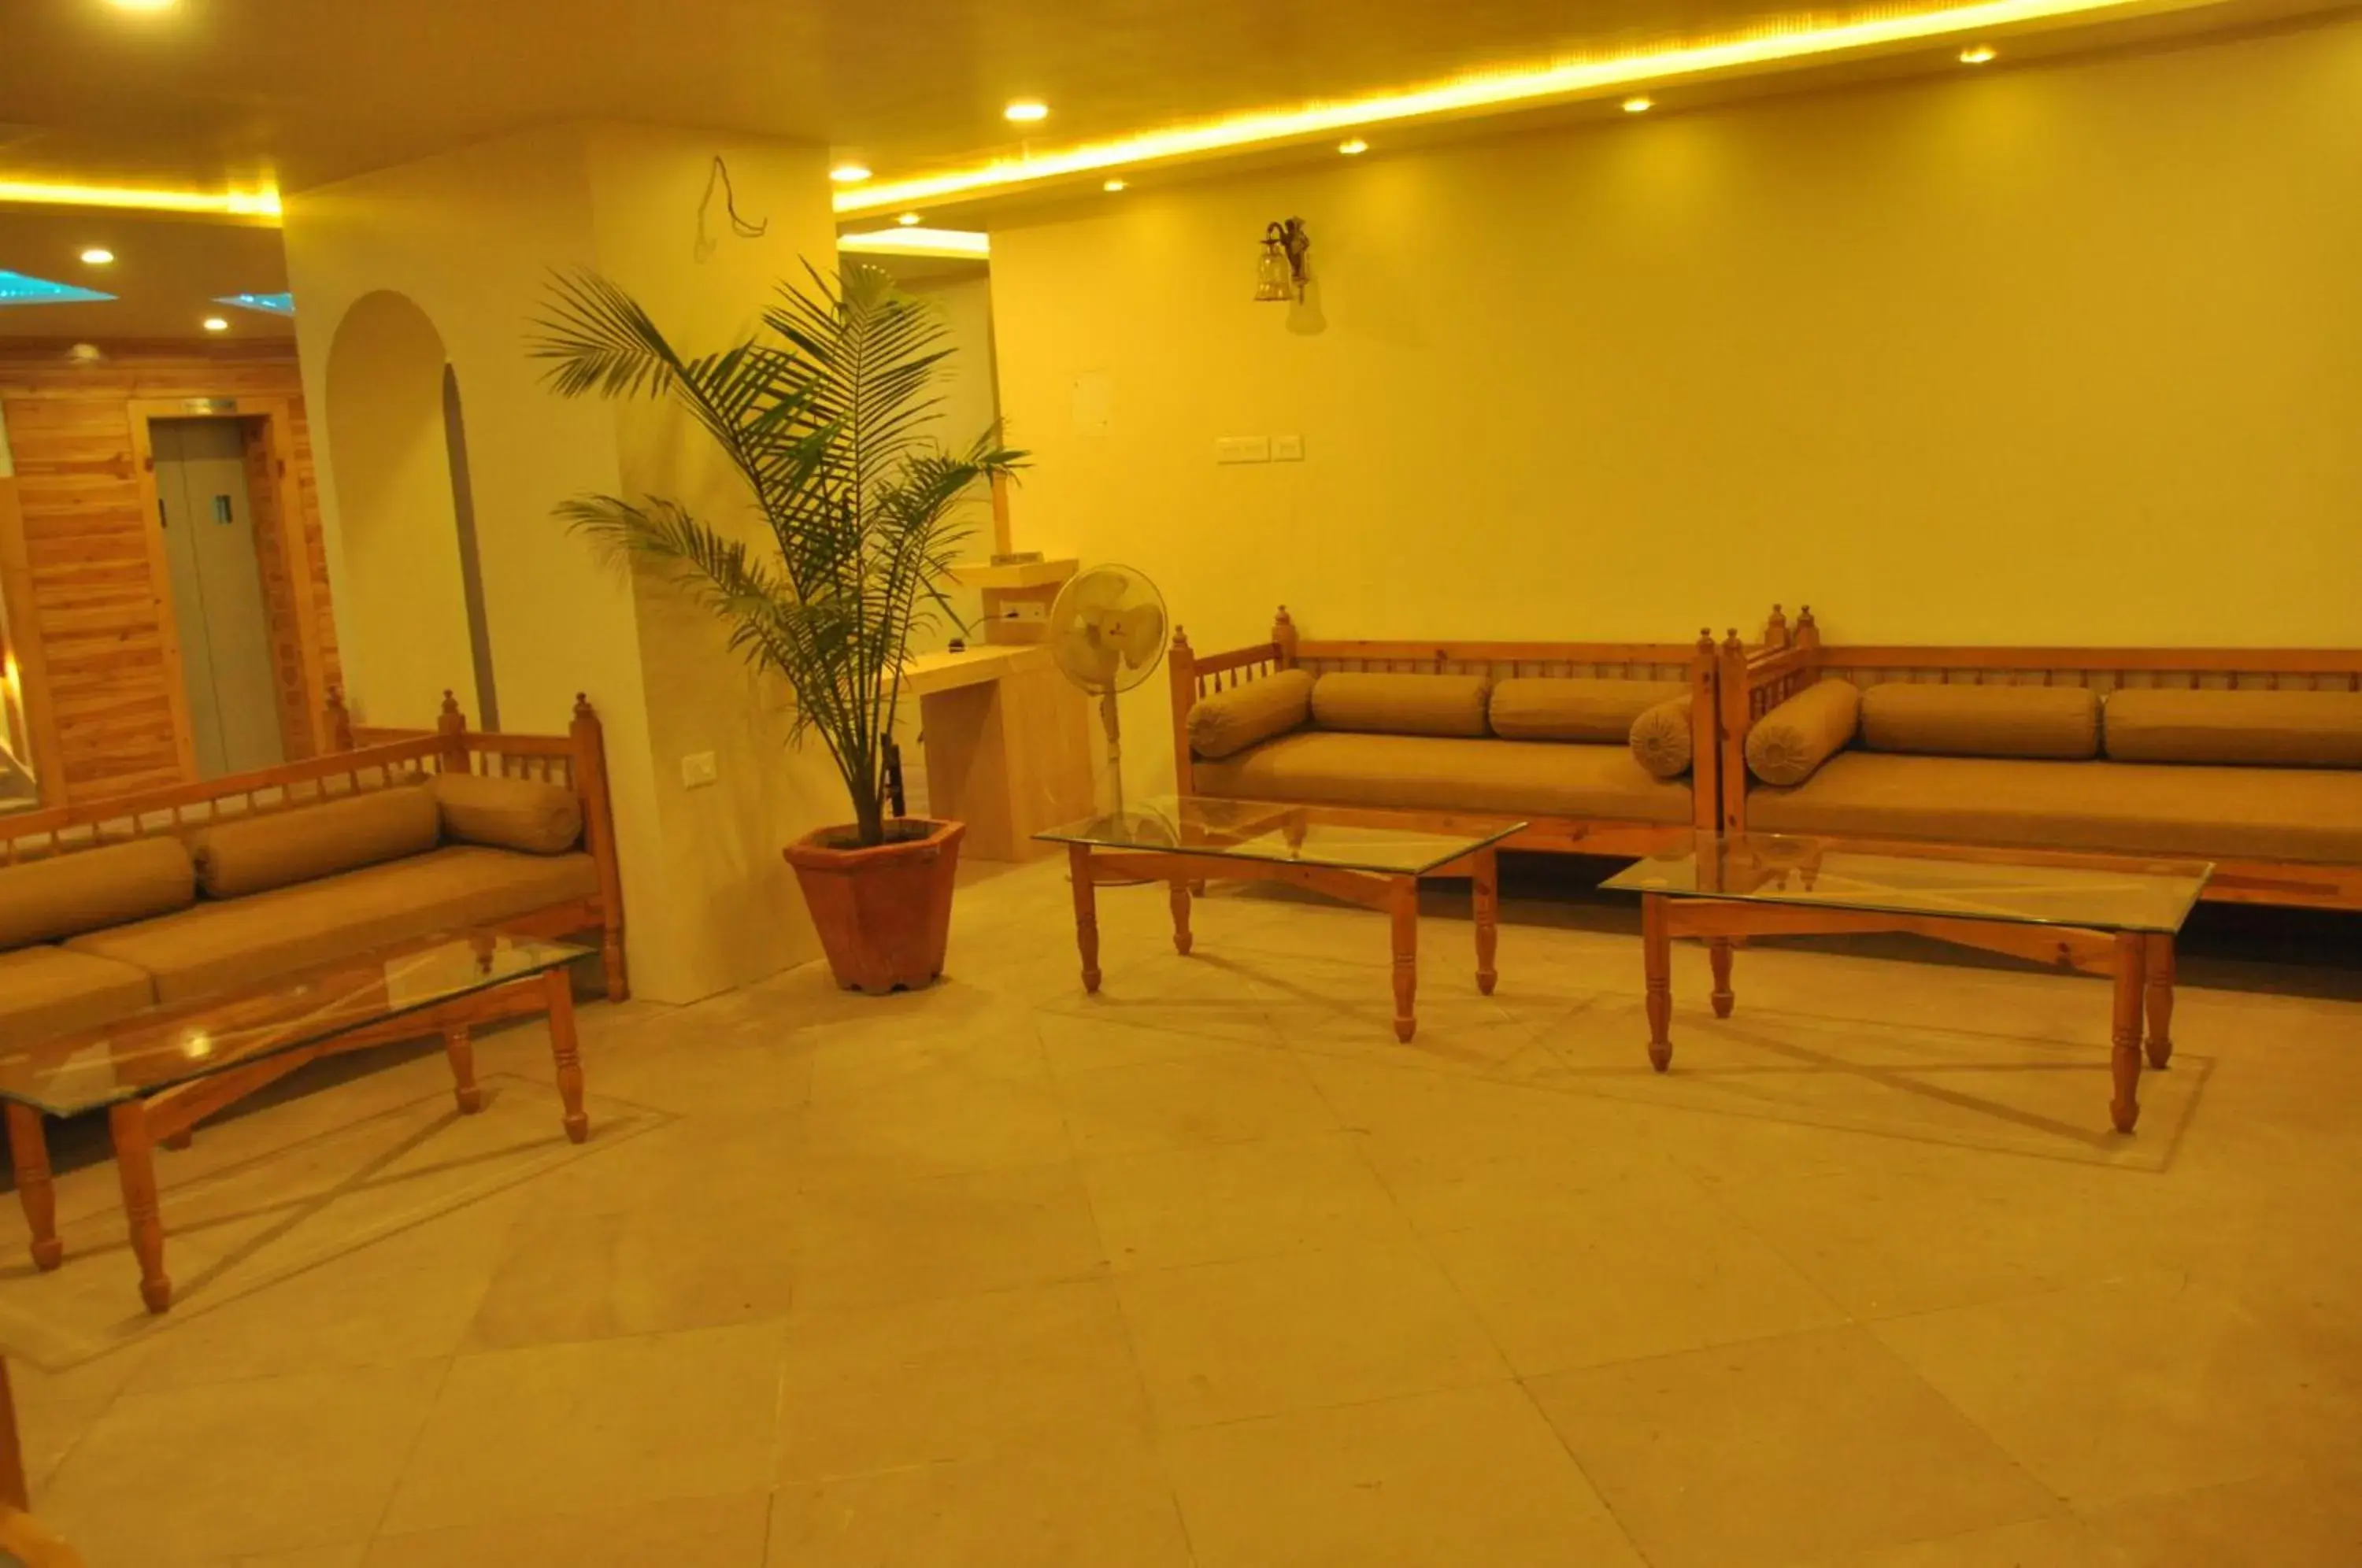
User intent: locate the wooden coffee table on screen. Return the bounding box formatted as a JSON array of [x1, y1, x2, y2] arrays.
[[0, 930, 593, 1313], [1037, 797, 1523, 1042], [1602, 833, 2212, 1133]]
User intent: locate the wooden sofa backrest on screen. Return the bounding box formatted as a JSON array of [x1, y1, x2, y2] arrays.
[[1171, 607, 1723, 829], [1723, 603, 2362, 830], [0, 692, 620, 909]]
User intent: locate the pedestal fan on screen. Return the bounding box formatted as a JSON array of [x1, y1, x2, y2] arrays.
[[1046, 563, 1168, 826]]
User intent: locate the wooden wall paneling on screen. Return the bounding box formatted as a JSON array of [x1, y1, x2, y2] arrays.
[[0, 346, 342, 799], [0, 476, 68, 796]]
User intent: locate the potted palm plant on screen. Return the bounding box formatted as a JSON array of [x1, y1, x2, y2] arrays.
[[531, 261, 1023, 993]]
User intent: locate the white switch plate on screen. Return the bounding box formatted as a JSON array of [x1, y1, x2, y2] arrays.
[[680, 751, 719, 789], [1215, 435, 1272, 464], [1272, 435, 1305, 460]]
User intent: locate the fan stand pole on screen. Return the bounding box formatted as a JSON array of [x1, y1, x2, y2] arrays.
[[1101, 690, 1125, 820]]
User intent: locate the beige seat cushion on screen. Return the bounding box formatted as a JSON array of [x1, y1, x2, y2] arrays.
[[194, 784, 442, 899], [1748, 753, 2362, 864], [1861, 683, 2099, 760], [1189, 670, 1314, 760], [1489, 679, 1689, 743], [68, 846, 599, 1004], [1629, 697, 1694, 779], [0, 837, 194, 950], [2105, 689, 2362, 767], [434, 772, 584, 854], [1194, 732, 1693, 823], [0, 946, 157, 1048], [1310, 674, 1491, 738], [1746, 680, 1860, 786]]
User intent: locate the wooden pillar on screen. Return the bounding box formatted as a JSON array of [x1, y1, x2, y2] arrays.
[[570, 694, 628, 1001], [1271, 605, 1298, 668], [1167, 627, 1197, 797], [436, 690, 468, 773]]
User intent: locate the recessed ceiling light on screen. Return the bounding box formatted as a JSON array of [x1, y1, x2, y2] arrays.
[[830, 164, 872, 183], [202, 316, 229, 332], [896, 212, 923, 226], [1102, 179, 1127, 192], [1338, 139, 1370, 155], [1005, 100, 1050, 123], [1623, 95, 1653, 113], [79, 247, 115, 266], [1959, 43, 1997, 62]]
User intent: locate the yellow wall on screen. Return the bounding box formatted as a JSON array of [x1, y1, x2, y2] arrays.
[[286, 123, 849, 1000], [988, 20, 2362, 791]]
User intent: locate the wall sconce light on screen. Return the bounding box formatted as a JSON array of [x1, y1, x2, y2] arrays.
[[1256, 217, 1310, 303]]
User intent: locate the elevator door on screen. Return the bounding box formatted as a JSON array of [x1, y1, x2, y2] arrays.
[[154, 419, 285, 777]]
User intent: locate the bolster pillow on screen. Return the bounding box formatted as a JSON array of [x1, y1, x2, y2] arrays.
[[194, 783, 441, 899], [1746, 680, 1860, 786], [434, 772, 586, 854], [1490, 678, 1690, 743], [1188, 669, 1315, 760], [1310, 673, 1491, 738], [0, 837, 195, 949], [2104, 688, 2362, 767], [1628, 697, 1694, 780], [1860, 683, 2098, 760]]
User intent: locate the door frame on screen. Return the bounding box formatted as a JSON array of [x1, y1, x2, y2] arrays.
[[128, 395, 329, 782]]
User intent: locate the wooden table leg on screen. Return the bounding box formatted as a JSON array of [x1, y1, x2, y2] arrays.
[[1644, 893, 1673, 1071], [1472, 849, 1499, 996], [1169, 879, 1194, 956], [543, 969, 590, 1145], [1068, 843, 1101, 994], [2110, 931, 2146, 1134], [2144, 933, 2175, 1070], [1390, 875, 1419, 1043], [1709, 937, 1734, 1019], [107, 1100, 171, 1314], [444, 1022, 484, 1114], [4, 1105, 61, 1273]]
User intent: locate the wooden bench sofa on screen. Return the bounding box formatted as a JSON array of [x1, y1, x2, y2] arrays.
[[0, 693, 628, 1060], [1722, 608, 2362, 912], [1168, 608, 1722, 856]]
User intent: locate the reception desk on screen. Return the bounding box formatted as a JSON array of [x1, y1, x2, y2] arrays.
[[899, 645, 1095, 861]]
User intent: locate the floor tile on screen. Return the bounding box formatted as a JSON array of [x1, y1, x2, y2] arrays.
[[1161, 1381, 1646, 1567], [42, 1360, 444, 1562], [1056, 1048, 1336, 1158], [367, 1491, 772, 1566], [1081, 1133, 1408, 1272], [1425, 1198, 1847, 1374], [1804, 1515, 2131, 1566], [2087, 1466, 2362, 1567], [1527, 1326, 2060, 1568], [768, 1437, 1194, 1566], [464, 1189, 798, 1348], [790, 1073, 1073, 1189], [789, 1159, 1105, 1310], [382, 1319, 784, 1533], [1871, 1273, 2362, 1508], [1113, 1241, 1507, 1428], [774, 1279, 1149, 1481]]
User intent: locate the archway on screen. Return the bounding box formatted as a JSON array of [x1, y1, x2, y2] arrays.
[[323, 290, 487, 728]]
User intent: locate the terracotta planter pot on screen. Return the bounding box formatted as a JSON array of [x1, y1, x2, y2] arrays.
[[784, 819, 965, 994]]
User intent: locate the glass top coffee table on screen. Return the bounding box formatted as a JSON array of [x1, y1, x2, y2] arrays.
[[1036, 797, 1527, 1042], [1603, 832, 2213, 1133], [0, 930, 592, 1313]]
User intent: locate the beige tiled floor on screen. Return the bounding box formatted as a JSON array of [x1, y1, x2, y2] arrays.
[[7, 857, 2360, 1566]]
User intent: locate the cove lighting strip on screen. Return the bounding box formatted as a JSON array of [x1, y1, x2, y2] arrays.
[[838, 227, 992, 257], [834, 0, 2167, 213], [0, 179, 283, 220]]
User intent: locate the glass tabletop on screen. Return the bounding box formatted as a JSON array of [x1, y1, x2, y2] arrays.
[[0, 930, 589, 1116], [1601, 832, 2212, 934], [1035, 796, 1527, 877]]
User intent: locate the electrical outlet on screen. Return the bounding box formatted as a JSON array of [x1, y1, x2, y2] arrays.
[[1215, 435, 1272, 464], [1272, 435, 1305, 460], [680, 751, 719, 789]]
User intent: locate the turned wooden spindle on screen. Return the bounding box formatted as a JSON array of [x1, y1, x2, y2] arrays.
[[1765, 604, 1789, 649], [1271, 605, 1298, 667]]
